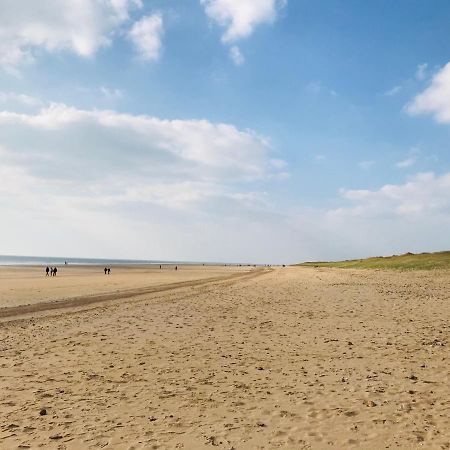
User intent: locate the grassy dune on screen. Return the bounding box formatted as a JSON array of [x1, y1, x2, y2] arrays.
[[297, 251, 450, 270]]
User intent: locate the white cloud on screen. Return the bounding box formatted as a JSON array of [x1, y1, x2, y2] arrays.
[[384, 85, 402, 96], [306, 81, 322, 94], [0, 0, 142, 71], [0, 91, 41, 107], [416, 63, 428, 81], [359, 160, 375, 170], [0, 102, 285, 196], [201, 0, 286, 43], [395, 157, 416, 168], [395, 147, 420, 169], [406, 62, 450, 123], [0, 102, 293, 263], [1, 108, 449, 262], [290, 172, 450, 261], [229, 45, 245, 65], [100, 86, 124, 99], [314, 154, 326, 162], [338, 172, 450, 218], [128, 13, 164, 61], [306, 81, 337, 97]]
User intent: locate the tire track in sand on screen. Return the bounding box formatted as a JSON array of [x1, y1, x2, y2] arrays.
[[0, 268, 270, 321]]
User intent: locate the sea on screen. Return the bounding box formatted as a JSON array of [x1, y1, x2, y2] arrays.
[[0, 255, 203, 266]]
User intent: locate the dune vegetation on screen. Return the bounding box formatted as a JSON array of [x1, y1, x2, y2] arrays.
[[297, 250, 450, 270]]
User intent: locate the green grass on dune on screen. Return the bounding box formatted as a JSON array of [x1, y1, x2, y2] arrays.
[[297, 251, 450, 270]]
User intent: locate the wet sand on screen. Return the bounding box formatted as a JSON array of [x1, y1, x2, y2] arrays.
[[0, 266, 449, 449]]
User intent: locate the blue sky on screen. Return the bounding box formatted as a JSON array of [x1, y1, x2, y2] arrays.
[[0, 0, 449, 263]]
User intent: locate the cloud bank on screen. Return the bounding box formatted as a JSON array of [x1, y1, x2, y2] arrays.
[[0, 102, 293, 261], [0, 103, 285, 211], [1, 102, 448, 262]]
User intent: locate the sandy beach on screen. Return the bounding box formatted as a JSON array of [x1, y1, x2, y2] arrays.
[[0, 265, 449, 449]]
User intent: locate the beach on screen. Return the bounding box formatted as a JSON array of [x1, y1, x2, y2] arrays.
[[0, 264, 250, 311], [0, 265, 449, 449]]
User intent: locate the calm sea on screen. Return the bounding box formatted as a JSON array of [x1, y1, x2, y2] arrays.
[[0, 255, 199, 266]]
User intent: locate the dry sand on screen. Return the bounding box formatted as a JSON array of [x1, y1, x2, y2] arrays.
[[0, 266, 449, 449]]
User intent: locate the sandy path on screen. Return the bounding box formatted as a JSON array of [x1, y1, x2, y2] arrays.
[[0, 267, 449, 449]]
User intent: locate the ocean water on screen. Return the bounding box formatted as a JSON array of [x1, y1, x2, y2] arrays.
[[0, 255, 192, 266]]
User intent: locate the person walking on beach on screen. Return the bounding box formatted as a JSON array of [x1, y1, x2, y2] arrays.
[[104, 267, 107, 275], [107, 268, 111, 275], [45, 266, 50, 276], [175, 266, 178, 271], [53, 267, 57, 276]]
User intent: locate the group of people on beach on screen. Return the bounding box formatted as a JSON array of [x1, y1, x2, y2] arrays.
[[45, 266, 57, 276], [44, 265, 181, 277]]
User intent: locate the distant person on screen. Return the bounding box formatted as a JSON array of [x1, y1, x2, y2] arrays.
[[50, 267, 53, 276], [107, 268, 111, 275], [53, 267, 57, 276], [65, 261, 67, 265], [175, 266, 178, 271], [104, 267, 107, 275], [159, 265, 161, 269], [45, 266, 50, 276]]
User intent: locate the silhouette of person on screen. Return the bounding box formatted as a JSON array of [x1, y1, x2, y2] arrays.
[[53, 267, 57, 276], [107, 268, 111, 275], [175, 266, 178, 271], [159, 265, 161, 269], [45, 266, 50, 276], [104, 267, 107, 275]]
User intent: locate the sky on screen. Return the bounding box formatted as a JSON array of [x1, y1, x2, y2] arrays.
[[0, 0, 450, 264]]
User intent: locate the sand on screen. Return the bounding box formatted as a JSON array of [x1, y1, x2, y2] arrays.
[[0, 266, 449, 449], [0, 265, 249, 309]]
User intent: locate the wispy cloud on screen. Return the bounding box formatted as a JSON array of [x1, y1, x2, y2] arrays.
[[314, 154, 326, 162], [384, 85, 402, 97], [395, 157, 416, 168], [395, 147, 420, 169], [415, 63, 428, 81], [100, 87, 124, 100], [306, 81, 337, 97], [229, 46, 245, 65], [359, 160, 375, 170], [0, 91, 41, 107]]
